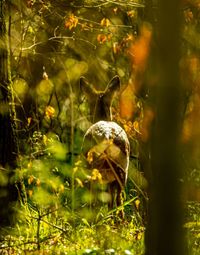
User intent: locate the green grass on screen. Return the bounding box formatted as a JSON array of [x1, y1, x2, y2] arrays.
[[0, 200, 199, 254], [0, 204, 145, 254]]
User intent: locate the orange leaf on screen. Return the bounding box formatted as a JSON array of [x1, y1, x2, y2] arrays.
[[97, 34, 107, 44], [65, 14, 78, 30], [28, 175, 34, 185]]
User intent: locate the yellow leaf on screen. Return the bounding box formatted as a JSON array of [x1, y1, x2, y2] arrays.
[[27, 161, 32, 169], [127, 10, 137, 18], [135, 199, 140, 210], [59, 184, 65, 193], [91, 169, 102, 183], [100, 18, 110, 27], [75, 160, 83, 167], [123, 124, 131, 133], [87, 151, 94, 164], [135, 231, 143, 241], [28, 189, 33, 197], [27, 117, 32, 127], [45, 105, 55, 119], [75, 178, 84, 188], [133, 121, 140, 133], [36, 178, 41, 186], [113, 42, 120, 54], [73, 166, 78, 173], [65, 14, 78, 30], [28, 175, 34, 185], [43, 134, 48, 145]]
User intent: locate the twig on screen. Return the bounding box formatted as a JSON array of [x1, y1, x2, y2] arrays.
[[71, 0, 145, 8]]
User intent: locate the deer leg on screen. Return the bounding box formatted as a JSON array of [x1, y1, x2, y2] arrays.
[[116, 183, 124, 219], [108, 181, 124, 219], [108, 182, 116, 210]]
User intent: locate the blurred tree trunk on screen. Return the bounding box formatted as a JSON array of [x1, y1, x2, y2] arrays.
[[145, 0, 186, 254], [0, 0, 18, 227]]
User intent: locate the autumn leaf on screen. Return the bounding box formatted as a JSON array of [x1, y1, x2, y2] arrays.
[[81, 22, 90, 31], [133, 121, 140, 133], [36, 178, 41, 187], [124, 34, 134, 43], [75, 178, 84, 188], [113, 7, 118, 14], [45, 105, 55, 119], [107, 33, 112, 41], [27, 117, 32, 127], [27, 161, 32, 169], [100, 18, 110, 27], [127, 10, 137, 18], [113, 42, 120, 54], [91, 169, 103, 183], [28, 175, 34, 185], [86, 150, 93, 164], [97, 34, 107, 44], [59, 184, 65, 193], [135, 199, 140, 210], [184, 9, 193, 23], [43, 134, 48, 145], [65, 14, 78, 30], [28, 189, 33, 197], [135, 231, 143, 241]]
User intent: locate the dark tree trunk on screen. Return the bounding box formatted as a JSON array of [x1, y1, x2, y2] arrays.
[[0, 0, 18, 227], [145, 0, 186, 254]]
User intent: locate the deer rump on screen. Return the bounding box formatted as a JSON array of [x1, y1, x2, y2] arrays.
[[82, 120, 130, 206]]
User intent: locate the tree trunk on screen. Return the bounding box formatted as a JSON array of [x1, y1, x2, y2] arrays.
[[145, 0, 186, 254], [0, 0, 18, 227]]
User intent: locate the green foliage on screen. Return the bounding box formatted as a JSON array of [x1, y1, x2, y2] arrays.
[[184, 202, 200, 255], [0, 204, 145, 254]]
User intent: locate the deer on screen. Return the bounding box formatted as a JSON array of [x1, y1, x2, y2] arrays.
[[80, 75, 130, 218]]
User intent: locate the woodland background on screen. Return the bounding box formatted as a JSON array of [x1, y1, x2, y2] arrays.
[[0, 0, 200, 254]]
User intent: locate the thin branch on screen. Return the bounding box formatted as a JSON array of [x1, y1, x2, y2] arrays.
[[71, 0, 145, 8], [22, 35, 97, 51]]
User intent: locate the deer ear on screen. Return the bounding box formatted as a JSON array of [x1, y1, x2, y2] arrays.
[[105, 75, 120, 97], [80, 77, 96, 99]]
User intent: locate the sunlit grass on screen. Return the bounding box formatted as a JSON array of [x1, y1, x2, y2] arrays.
[[0, 204, 145, 254]]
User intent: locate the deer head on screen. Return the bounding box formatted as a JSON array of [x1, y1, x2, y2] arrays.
[[80, 76, 120, 123]]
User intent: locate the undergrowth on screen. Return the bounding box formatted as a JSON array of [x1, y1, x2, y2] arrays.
[[0, 132, 199, 254], [0, 204, 145, 254]]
